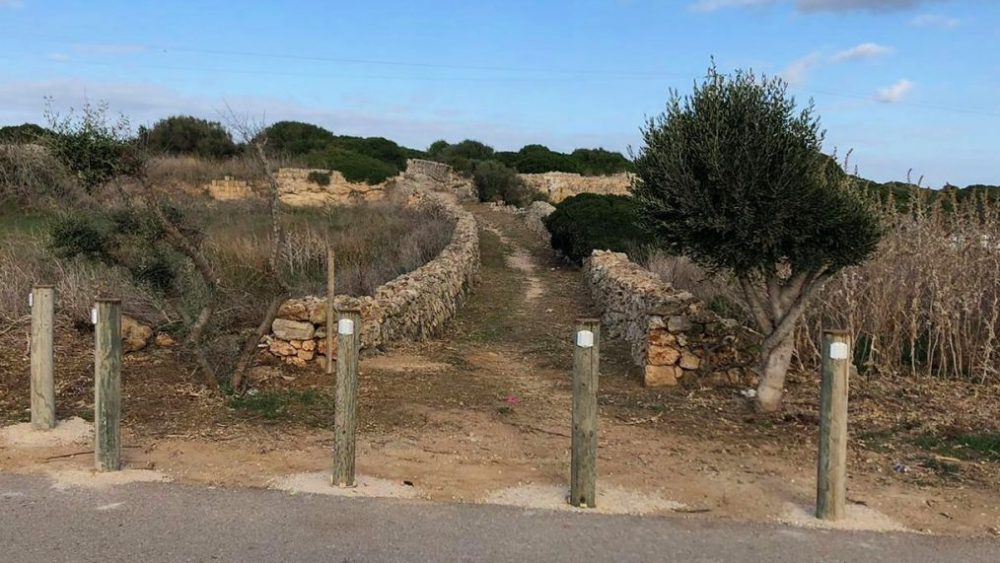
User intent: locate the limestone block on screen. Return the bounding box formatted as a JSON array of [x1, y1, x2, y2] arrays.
[[269, 340, 296, 356], [272, 318, 315, 341], [648, 345, 681, 366], [644, 365, 681, 387], [679, 351, 701, 370]]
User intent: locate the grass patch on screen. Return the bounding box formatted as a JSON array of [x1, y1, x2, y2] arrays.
[[228, 389, 333, 422], [914, 431, 1000, 462], [463, 228, 521, 343]]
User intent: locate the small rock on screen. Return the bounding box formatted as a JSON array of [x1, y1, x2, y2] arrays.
[[154, 333, 176, 347], [122, 315, 153, 353], [644, 364, 681, 387], [647, 345, 681, 366], [301, 339, 316, 352], [269, 340, 296, 356], [667, 315, 692, 332], [679, 351, 701, 370], [297, 349, 315, 362]]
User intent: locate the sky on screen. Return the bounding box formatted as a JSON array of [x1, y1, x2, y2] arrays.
[[0, 0, 997, 187]]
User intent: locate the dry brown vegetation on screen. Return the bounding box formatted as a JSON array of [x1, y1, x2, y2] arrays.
[[647, 195, 1000, 383]]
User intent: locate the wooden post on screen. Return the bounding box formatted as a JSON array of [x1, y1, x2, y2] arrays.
[[30, 285, 56, 430], [817, 329, 850, 520], [332, 307, 361, 487], [94, 298, 122, 472], [570, 318, 600, 508], [326, 246, 336, 376]]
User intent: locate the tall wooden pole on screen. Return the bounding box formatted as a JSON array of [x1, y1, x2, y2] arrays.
[[332, 307, 361, 487], [30, 284, 56, 429], [570, 318, 600, 508], [326, 246, 336, 376], [817, 329, 850, 520], [94, 298, 122, 472]]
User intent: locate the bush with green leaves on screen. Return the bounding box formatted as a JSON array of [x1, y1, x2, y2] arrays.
[[42, 101, 142, 192], [303, 148, 398, 185], [307, 170, 331, 186], [544, 193, 652, 263], [145, 115, 237, 160], [473, 160, 544, 207], [513, 144, 580, 174], [0, 123, 49, 144], [633, 65, 881, 412], [259, 121, 335, 156], [428, 139, 495, 174], [570, 148, 633, 175]]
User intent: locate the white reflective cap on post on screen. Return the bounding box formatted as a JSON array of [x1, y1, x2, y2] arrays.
[[576, 330, 594, 348], [338, 319, 355, 336], [28, 292, 33, 307], [829, 342, 849, 360], [91, 307, 97, 325]]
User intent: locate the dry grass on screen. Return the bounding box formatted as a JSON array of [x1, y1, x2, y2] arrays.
[[645, 195, 1000, 383]]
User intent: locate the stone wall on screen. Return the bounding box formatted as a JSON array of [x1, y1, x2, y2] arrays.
[[207, 177, 254, 201], [262, 192, 479, 365], [519, 172, 632, 203], [584, 250, 757, 387], [205, 160, 472, 207]]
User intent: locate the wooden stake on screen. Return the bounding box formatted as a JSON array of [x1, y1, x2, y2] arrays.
[[332, 307, 361, 487], [326, 246, 336, 376], [817, 329, 850, 520], [30, 285, 56, 430], [94, 299, 122, 472], [570, 318, 600, 508]]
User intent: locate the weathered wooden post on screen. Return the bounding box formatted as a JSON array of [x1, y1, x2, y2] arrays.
[[94, 298, 122, 472], [326, 246, 336, 376], [570, 318, 600, 508], [332, 307, 361, 487], [817, 329, 850, 520], [30, 285, 56, 429]]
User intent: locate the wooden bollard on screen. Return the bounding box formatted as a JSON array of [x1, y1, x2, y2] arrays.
[[570, 318, 600, 508], [94, 299, 122, 472], [816, 329, 850, 520], [326, 246, 336, 376], [30, 285, 56, 430], [332, 307, 361, 487]]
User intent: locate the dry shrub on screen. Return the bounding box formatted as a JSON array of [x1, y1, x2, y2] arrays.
[[0, 144, 74, 208], [0, 235, 163, 325], [645, 194, 1000, 383], [798, 195, 1000, 381]]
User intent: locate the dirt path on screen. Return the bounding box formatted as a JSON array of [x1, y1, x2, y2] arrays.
[[5, 203, 1000, 535]]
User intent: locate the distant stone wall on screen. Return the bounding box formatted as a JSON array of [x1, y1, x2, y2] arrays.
[[584, 250, 757, 387], [207, 177, 254, 201], [205, 160, 472, 207], [262, 192, 480, 365], [519, 172, 632, 203], [276, 168, 390, 207]]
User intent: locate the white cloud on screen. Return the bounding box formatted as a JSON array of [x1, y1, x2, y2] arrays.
[[875, 79, 914, 102], [831, 42, 894, 62], [910, 13, 959, 28], [780, 52, 822, 86]]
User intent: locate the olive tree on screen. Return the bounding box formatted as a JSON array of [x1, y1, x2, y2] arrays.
[[633, 66, 881, 412]]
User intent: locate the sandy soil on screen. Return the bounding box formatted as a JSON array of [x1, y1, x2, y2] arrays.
[[2, 204, 999, 538]]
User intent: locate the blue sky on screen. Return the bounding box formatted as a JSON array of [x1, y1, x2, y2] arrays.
[[0, 0, 996, 186]]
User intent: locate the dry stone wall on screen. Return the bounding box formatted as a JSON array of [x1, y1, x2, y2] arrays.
[[205, 160, 473, 206], [262, 192, 479, 366], [519, 172, 632, 203], [584, 250, 758, 387]]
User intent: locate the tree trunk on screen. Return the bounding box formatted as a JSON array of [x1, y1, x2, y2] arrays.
[[230, 293, 286, 393], [755, 331, 795, 412]]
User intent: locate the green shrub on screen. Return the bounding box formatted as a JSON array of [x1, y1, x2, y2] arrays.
[[513, 144, 580, 174], [429, 139, 495, 174], [331, 136, 409, 171], [544, 193, 653, 263], [570, 148, 633, 175], [259, 121, 335, 156], [473, 160, 543, 207], [307, 171, 331, 186], [0, 123, 49, 144], [145, 115, 237, 160], [303, 148, 397, 185]]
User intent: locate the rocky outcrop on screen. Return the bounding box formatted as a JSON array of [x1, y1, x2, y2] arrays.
[[584, 250, 757, 387], [263, 192, 479, 365], [519, 172, 632, 203]]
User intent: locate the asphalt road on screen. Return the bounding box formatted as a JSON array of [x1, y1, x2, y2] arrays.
[[1, 473, 997, 562]]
